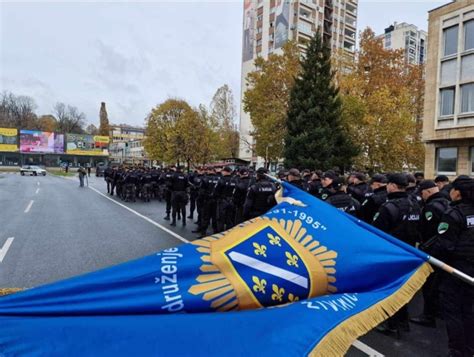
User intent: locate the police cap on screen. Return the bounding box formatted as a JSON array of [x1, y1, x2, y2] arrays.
[[288, 168, 300, 177], [370, 174, 388, 184], [256, 167, 267, 175], [387, 173, 408, 187], [418, 180, 437, 192], [434, 175, 449, 183], [239, 167, 249, 175], [222, 166, 232, 173], [322, 170, 337, 180]]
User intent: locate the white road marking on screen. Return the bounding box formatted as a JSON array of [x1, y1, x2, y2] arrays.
[[88, 186, 189, 244], [0, 237, 14, 263], [35, 188, 40, 194], [352, 339, 384, 356], [37, 181, 40, 186], [24, 200, 34, 213], [229, 251, 308, 288]]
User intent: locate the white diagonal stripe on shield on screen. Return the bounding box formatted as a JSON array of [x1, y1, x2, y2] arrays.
[[228, 251, 308, 289]]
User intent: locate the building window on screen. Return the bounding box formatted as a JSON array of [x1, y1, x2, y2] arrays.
[[444, 25, 459, 56], [465, 20, 474, 51], [461, 54, 474, 81], [440, 87, 455, 116], [461, 83, 474, 114], [436, 147, 458, 175], [441, 59, 457, 85]]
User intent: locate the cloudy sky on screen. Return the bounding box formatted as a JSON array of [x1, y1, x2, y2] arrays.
[[0, 0, 445, 128]]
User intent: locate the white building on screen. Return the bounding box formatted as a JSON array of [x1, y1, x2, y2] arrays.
[[239, 0, 358, 165], [379, 22, 428, 65], [109, 124, 149, 165]]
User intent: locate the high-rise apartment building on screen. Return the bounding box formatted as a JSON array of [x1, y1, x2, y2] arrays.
[[239, 0, 358, 164], [379, 22, 427, 65], [423, 0, 474, 179]]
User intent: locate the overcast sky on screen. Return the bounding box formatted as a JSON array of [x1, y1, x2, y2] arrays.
[[0, 0, 445, 128]]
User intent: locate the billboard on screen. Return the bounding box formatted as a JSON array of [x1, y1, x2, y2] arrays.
[[66, 134, 109, 156], [242, 0, 255, 62], [274, 0, 290, 49], [0, 128, 18, 152], [20, 130, 64, 153]]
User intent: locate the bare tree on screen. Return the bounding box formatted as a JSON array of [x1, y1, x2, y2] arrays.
[[85, 124, 99, 135], [0, 91, 38, 129], [53, 102, 86, 133]]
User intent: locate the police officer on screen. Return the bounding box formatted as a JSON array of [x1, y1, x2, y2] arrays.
[[325, 176, 361, 217], [360, 174, 388, 224], [193, 167, 219, 237], [347, 172, 369, 204], [287, 168, 308, 191], [435, 175, 452, 201], [234, 167, 254, 224], [406, 174, 422, 204], [307, 171, 322, 198], [140, 169, 153, 202], [188, 168, 202, 221], [410, 180, 450, 328], [373, 173, 421, 336], [243, 168, 277, 220], [214, 166, 237, 232], [162, 167, 175, 220], [424, 176, 474, 357], [104, 166, 113, 194], [170, 166, 188, 227], [319, 171, 337, 201]]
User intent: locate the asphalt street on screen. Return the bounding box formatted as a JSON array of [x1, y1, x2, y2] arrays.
[[0, 172, 450, 356]]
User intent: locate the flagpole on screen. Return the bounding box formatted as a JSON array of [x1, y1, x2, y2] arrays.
[[264, 173, 474, 286], [427, 256, 474, 285]]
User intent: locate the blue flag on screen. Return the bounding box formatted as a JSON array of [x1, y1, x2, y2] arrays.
[[0, 182, 432, 356]]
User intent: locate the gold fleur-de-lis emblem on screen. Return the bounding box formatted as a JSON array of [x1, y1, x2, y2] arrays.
[[271, 284, 285, 302], [285, 252, 299, 268], [288, 293, 299, 302], [267, 233, 282, 247], [252, 276, 267, 294], [253, 242, 267, 257]]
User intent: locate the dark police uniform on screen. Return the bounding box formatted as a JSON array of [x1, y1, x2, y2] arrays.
[[170, 170, 188, 226], [243, 177, 277, 219], [162, 170, 174, 220], [214, 171, 237, 232], [360, 186, 387, 224], [234, 174, 254, 224], [326, 191, 361, 217], [347, 182, 369, 204], [188, 171, 201, 220], [426, 198, 474, 357], [196, 173, 219, 236]]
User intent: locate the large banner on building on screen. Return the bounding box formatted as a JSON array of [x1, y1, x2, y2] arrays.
[[0, 128, 18, 152], [275, 0, 290, 49], [20, 130, 64, 154], [66, 134, 109, 156], [242, 0, 255, 62]]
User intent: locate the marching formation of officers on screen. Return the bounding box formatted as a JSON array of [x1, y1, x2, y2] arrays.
[[104, 164, 472, 357]]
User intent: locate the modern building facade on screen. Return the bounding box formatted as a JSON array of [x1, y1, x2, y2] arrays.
[[423, 0, 474, 179], [239, 0, 358, 164], [379, 22, 427, 65], [109, 124, 149, 165]]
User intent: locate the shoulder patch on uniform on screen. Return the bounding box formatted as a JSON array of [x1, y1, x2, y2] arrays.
[[438, 222, 449, 234], [425, 211, 433, 221], [373, 212, 380, 221], [466, 215, 474, 228], [322, 194, 328, 200], [362, 199, 368, 206]]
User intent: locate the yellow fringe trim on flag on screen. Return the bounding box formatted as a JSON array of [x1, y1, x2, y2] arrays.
[[0, 288, 24, 296], [309, 262, 433, 357]]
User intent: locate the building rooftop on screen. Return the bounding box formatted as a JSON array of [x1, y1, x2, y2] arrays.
[[428, 1, 456, 14]]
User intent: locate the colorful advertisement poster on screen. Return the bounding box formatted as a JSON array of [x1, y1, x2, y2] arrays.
[[20, 130, 64, 153], [66, 134, 109, 156], [0, 128, 18, 152], [274, 0, 290, 49], [242, 0, 255, 62]]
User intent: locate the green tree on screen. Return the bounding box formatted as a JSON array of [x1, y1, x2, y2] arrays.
[[243, 41, 300, 164], [284, 32, 357, 170], [99, 102, 110, 136]]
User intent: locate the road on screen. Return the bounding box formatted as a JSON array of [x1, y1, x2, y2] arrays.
[[0, 172, 449, 356]]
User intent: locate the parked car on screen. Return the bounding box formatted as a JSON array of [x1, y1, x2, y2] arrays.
[[20, 165, 47, 176]]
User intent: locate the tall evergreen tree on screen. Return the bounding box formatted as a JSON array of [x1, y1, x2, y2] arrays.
[[284, 32, 357, 170], [99, 102, 110, 136]]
